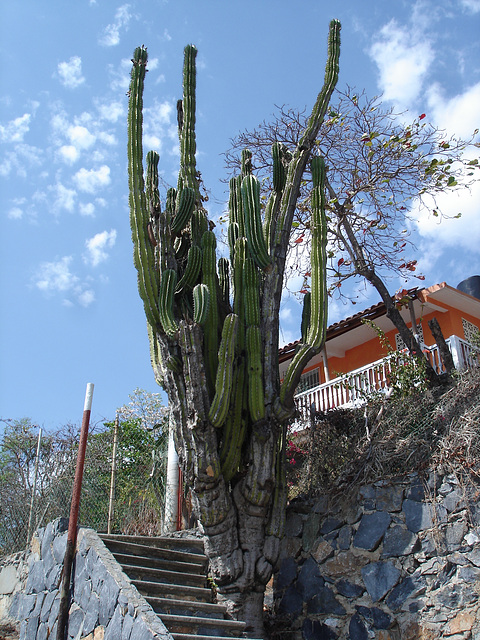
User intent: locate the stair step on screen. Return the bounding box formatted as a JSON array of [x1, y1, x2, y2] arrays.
[[132, 579, 213, 603], [100, 533, 204, 554], [146, 596, 226, 619], [111, 552, 205, 575], [160, 613, 245, 636], [101, 537, 206, 567], [120, 562, 206, 588], [172, 637, 261, 640]]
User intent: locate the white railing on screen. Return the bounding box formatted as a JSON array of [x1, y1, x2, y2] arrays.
[[294, 334, 478, 418]]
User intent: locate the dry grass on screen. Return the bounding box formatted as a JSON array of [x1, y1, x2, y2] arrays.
[[288, 366, 480, 499]]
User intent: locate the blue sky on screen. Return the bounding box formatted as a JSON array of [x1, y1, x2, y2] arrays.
[[1, 0, 479, 430]]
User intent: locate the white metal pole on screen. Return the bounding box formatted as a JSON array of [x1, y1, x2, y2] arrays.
[[163, 411, 179, 533], [26, 427, 42, 547]]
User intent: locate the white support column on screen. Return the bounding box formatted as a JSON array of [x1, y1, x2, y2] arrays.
[[447, 335, 463, 370], [163, 411, 179, 533]]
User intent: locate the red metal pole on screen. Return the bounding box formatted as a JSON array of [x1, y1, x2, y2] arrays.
[[57, 383, 94, 640]]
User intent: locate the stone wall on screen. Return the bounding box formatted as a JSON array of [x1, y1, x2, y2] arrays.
[[275, 470, 480, 640], [1, 518, 172, 640]]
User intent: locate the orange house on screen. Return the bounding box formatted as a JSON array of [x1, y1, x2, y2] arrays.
[[279, 277, 480, 416]]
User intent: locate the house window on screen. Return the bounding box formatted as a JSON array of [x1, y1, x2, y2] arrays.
[[462, 318, 480, 344], [297, 368, 320, 393], [395, 324, 424, 351]]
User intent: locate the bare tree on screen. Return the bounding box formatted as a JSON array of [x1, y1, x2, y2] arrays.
[[225, 89, 479, 381]]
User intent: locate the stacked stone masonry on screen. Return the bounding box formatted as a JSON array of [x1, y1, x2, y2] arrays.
[[275, 470, 480, 639], [0, 518, 172, 640]]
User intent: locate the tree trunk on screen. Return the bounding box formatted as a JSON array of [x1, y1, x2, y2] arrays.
[[428, 316, 455, 375]]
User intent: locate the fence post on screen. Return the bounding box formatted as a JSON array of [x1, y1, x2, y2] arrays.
[[26, 427, 42, 548], [107, 414, 119, 534], [57, 383, 94, 640]]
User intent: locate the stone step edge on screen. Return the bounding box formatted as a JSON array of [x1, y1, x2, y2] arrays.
[[160, 613, 246, 630], [145, 595, 227, 615], [120, 562, 206, 586], [131, 579, 213, 601], [101, 538, 206, 564], [100, 533, 204, 551], [171, 636, 262, 640], [111, 552, 206, 575]]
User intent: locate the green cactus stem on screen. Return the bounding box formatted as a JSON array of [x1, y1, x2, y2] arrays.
[[208, 313, 239, 428], [241, 174, 272, 271]]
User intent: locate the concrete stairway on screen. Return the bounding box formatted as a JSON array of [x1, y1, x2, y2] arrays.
[[100, 534, 248, 640]]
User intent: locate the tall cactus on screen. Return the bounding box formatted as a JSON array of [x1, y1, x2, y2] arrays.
[[127, 21, 340, 637]]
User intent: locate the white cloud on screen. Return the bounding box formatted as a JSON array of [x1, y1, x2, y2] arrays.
[[35, 256, 78, 293], [84, 229, 117, 266], [99, 4, 132, 46], [57, 56, 85, 89], [369, 19, 434, 109], [53, 183, 76, 212], [0, 113, 31, 143], [143, 100, 176, 152], [427, 82, 480, 139], [73, 165, 111, 193], [78, 289, 95, 307], [460, 0, 480, 13], [68, 125, 96, 149], [96, 100, 124, 123], [59, 145, 80, 164], [79, 202, 95, 217], [412, 180, 480, 253], [8, 206, 23, 220]]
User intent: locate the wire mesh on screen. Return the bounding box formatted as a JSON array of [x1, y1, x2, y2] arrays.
[[0, 419, 168, 558]]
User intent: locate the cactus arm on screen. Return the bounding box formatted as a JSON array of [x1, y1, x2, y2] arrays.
[[127, 46, 162, 331], [178, 45, 200, 202], [158, 269, 179, 338], [175, 244, 202, 294], [208, 313, 239, 428], [241, 174, 272, 271], [218, 257, 230, 309], [301, 291, 311, 342], [273, 19, 340, 259], [171, 186, 195, 235], [201, 230, 220, 393], [278, 156, 328, 410], [193, 283, 210, 324]]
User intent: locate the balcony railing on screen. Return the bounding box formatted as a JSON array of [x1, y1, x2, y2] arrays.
[[294, 334, 478, 419]]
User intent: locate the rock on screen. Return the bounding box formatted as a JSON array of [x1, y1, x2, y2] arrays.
[[276, 557, 298, 591], [278, 584, 303, 616], [376, 486, 404, 512], [302, 618, 338, 640], [285, 511, 304, 537], [445, 521, 468, 550], [335, 579, 364, 598], [385, 573, 426, 611], [403, 499, 433, 532], [306, 586, 346, 616], [406, 476, 425, 501], [67, 603, 85, 639], [323, 551, 369, 578], [311, 538, 335, 564], [348, 613, 368, 640], [320, 517, 342, 535], [446, 611, 476, 635], [361, 561, 400, 602], [98, 572, 120, 626], [337, 526, 352, 550], [303, 513, 321, 552], [25, 560, 46, 594], [443, 490, 463, 512], [297, 557, 325, 602], [105, 604, 123, 640], [466, 549, 480, 567], [0, 566, 18, 595], [356, 605, 392, 630], [353, 511, 391, 550], [382, 525, 419, 557]]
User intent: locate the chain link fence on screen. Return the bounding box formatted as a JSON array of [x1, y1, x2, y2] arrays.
[[0, 419, 168, 559]]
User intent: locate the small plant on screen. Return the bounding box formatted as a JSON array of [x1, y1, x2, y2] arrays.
[[362, 319, 428, 398]]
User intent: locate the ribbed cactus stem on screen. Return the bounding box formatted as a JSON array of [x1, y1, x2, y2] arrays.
[[179, 45, 199, 200], [127, 46, 161, 330]]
